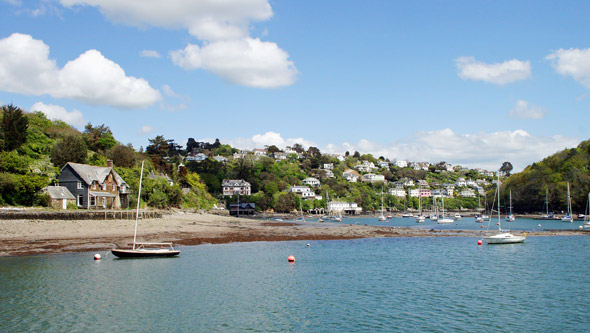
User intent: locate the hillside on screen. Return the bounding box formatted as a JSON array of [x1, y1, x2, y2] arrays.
[[3, 104, 586, 215], [503, 139, 590, 214]]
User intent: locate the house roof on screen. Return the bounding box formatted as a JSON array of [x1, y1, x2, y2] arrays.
[[43, 186, 75, 200], [63, 162, 128, 187]]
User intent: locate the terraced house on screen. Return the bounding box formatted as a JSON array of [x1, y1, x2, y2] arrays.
[[57, 161, 130, 209]]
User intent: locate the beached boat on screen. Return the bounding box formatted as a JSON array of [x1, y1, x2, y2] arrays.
[[483, 174, 525, 244], [562, 183, 573, 222], [111, 161, 180, 258], [505, 190, 515, 222]]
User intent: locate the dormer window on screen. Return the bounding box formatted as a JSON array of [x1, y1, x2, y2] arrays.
[[77, 182, 83, 189]]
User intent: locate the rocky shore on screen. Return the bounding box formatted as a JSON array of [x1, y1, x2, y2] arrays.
[[0, 211, 587, 257]]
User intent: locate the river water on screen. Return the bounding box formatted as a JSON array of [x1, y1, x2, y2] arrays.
[[1, 227, 589, 331]]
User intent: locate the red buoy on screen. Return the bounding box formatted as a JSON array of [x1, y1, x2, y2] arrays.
[[287, 255, 295, 262], [477, 240, 483, 245]]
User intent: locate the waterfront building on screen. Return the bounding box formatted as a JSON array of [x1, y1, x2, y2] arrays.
[[222, 179, 252, 196]]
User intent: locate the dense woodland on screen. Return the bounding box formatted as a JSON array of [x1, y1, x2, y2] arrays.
[[1, 104, 589, 215]]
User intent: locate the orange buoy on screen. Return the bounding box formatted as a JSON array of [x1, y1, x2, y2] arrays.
[[477, 240, 483, 245], [94, 254, 101, 260], [480, 225, 484, 228], [287, 255, 296, 262]]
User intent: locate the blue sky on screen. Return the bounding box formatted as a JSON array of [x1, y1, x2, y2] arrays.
[[0, 0, 588, 171]]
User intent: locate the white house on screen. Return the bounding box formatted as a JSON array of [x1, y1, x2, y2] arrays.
[[328, 201, 362, 214], [289, 186, 316, 199], [273, 152, 288, 160], [186, 153, 208, 162], [323, 163, 334, 170], [222, 179, 252, 196], [394, 160, 408, 168], [377, 161, 389, 169], [409, 189, 420, 197], [213, 155, 227, 163], [302, 177, 321, 186], [455, 177, 467, 187], [459, 189, 476, 198], [253, 148, 267, 157], [361, 173, 385, 183], [355, 161, 377, 173], [342, 169, 359, 182], [389, 188, 406, 198]]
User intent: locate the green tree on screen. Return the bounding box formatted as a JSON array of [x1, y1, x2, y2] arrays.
[[50, 135, 87, 167], [500, 161, 513, 175], [1, 104, 29, 151], [109, 144, 136, 168], [83, 123, 117, 151]]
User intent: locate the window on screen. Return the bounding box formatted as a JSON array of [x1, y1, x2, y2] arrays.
[[90, 196, 95, 206], [77, 194, 83, 206], [77, 182, 83, 189], [102, 184, 106, 191], [112, 185, 116, 191]]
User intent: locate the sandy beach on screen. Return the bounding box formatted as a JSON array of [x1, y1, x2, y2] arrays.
[[0, 211, 587, 257]]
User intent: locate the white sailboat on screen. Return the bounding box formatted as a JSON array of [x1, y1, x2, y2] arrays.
[[562, 182, 573, 222], [378, 186, 387, 221], [415, 186, 425, 223], [584, 193, 590, 229], [483, 174, 526, 244], [438, 194, 454, 224], [111, 161, 180, 258], [429, 197, 438, 221], [505, 190, 515, 222], [541, 188, 555, 219]]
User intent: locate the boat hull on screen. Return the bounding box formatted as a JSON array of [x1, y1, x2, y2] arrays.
[[111, 248, 181, 258], [484, 233, 526, 244]]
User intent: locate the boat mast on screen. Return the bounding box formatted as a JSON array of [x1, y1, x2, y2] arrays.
[[497, 172, 501, 231], [133, 160, 145, 250], [567, 182, 572, 217]]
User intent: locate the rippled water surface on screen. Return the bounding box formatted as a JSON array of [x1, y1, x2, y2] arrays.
[[1, 236, 590, 331]]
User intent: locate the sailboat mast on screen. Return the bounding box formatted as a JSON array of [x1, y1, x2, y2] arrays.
[[133, 160, 145, 250], [497, 173, 501, 231]]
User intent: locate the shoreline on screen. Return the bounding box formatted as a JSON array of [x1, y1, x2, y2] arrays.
[[0, 212, 587, 257]]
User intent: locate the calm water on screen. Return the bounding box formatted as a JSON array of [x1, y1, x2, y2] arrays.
[[308, 216, 588, 231], [1, 235, 590, 331]]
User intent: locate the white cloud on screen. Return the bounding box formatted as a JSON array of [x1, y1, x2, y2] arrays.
[[60, 0, 298, 88], [547, 48, 590, 88], [227, 130, 577, 173], [170, 38, 297, 88], [138, 125, 156, 136], [225, 131, 316, 151], [0, 33, 161, 108], [30, 102, 86, 127], [60, 0, 273, 41], [323, 129, 578, 172], [455, 56, 531, 85], [140, 50, 161, 58], [509, 100, 546, 119]]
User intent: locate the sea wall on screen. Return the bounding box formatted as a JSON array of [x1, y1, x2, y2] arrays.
[[0, 210, 162, 220]]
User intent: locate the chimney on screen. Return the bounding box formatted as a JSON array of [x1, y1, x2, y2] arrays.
[[107, 160, 113, 168]]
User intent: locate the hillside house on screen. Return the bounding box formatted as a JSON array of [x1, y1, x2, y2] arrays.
[[302, 177, 321, 186], [361, 173, 385, 183], [222, 179, 252, 196], [289, 186, 315, 199], [42, 186, 76, 210], [57, 161, 130, 209]]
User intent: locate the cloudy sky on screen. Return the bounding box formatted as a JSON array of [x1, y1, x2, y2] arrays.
[[1, 0, 588, 171]]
